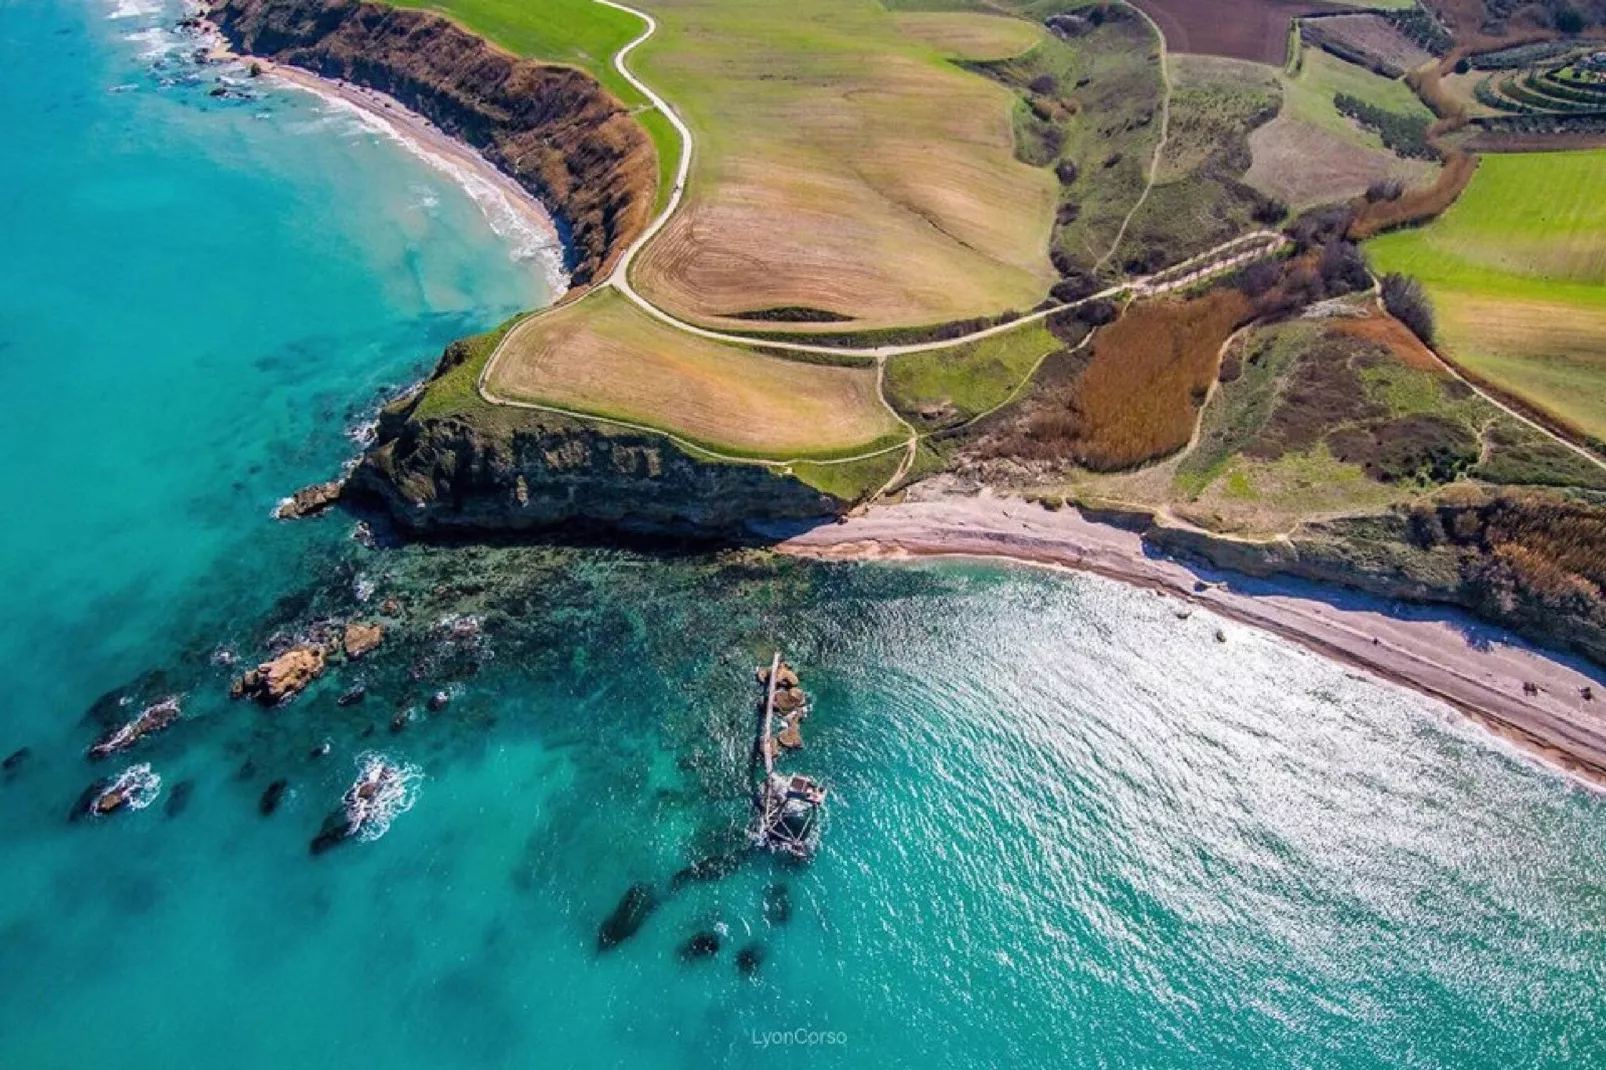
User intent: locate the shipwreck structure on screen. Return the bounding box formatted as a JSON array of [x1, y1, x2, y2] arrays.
[[750, 653, 827, 857]]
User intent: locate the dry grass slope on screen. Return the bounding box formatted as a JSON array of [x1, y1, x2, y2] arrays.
[[627, 0, 1057, 330], [486, 289, 901, 456]]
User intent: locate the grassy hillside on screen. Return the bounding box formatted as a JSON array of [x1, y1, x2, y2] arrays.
[[1367, 150, 1606, 441], [484, 289, 904, 459], [392, 0, 681, 200], [1246, 47, 1439, 208], [624, 0, 1057, 330]]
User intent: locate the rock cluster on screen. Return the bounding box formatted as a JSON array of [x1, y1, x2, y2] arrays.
[[88, 697, 181, 760], [273, 479, 343, 520], [231, 645, 326, 705]]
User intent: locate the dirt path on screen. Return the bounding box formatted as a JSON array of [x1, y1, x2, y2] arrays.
[[1092, 3, 1173, 276], [474, 0, 1285, 484]]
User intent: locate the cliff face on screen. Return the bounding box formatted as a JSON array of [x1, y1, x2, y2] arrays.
[[345, 341, 846, 536], [1145, 498, 1606, 668], [210, 0, 655, 286]]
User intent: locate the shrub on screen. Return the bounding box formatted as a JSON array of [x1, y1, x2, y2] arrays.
[[1365, 178, 1405, 202], [1251, 196, 1289, 226], [1333, 93, 1440, 160], [1381, 273, 1435, 343], [1050, 273, 1097, 303], [1029, 73, 1060, 96], [1319, 241, 1371, 295], [1055, 159, 1080, 186], [1557, 6, 1586, 33], [1235, 260, 1282, 298], [1075, 298, 1120, 326]]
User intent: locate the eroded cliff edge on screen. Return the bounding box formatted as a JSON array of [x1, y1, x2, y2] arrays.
[[210, 0, 655, 286], [343, 324, 847, 535]]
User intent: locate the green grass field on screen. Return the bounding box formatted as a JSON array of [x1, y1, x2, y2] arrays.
[[624, 0, 1057, 329], [885, 321, 1065, 430], [1368, 150, 1606, 440], [394, 0, 681, 206], [1283, 48, 1432, 147]]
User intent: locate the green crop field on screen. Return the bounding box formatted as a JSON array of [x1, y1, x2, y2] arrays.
[[1368, 150, 1606, 440]]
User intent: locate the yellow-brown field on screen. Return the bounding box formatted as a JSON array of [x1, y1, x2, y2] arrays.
[[484, 290, 902, 456], [628, 0, 1057, 330], [889, 12, 1046, 61]]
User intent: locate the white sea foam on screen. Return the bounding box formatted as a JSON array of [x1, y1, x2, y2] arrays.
[[348, 753, 422, 843], [107, 0, 163, 20], [296, 89, 568, 292], [97, 764, 163, 814], [125, 26, 183, 62]]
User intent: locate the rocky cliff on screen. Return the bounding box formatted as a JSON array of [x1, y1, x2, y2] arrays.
[[210, 0, 655, 286], [344, 336, 847, 536], [1144, 492, 1606, 668]]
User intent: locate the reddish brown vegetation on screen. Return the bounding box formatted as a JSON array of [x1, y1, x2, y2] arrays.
[[1411, 490, 1606, 639], [1332, 310, 1446, 372], [1129, 0, 1328, 64], [1028, 290, 1251, 470], [1348, 151, 1477, 238]]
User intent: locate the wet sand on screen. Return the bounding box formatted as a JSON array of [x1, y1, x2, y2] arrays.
[[779, 491, 1606, 790]]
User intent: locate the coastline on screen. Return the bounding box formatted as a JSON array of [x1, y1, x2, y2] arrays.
[[221, 46, 570, 296], [778, 491, 1606, 791]]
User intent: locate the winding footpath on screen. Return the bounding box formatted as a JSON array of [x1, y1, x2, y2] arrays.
[[487, 0, 1594, 493]]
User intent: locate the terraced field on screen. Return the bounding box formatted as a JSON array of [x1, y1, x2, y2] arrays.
[[1368, 150, 1606, 440]]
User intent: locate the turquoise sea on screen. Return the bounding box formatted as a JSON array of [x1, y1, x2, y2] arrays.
[[2, 2, 1603, 1067]]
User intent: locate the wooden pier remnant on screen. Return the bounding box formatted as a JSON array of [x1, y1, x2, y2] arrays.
[[750, 652, 826, 857]]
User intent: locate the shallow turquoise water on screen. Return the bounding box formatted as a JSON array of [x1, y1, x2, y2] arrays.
[[2, 3, 1604, 1069]]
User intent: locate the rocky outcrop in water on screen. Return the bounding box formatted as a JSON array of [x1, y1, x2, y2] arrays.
[[231, 645, 327, 704], [274, 479, 343, 520], [209, 0, 656, 286], [88, 698, 181, 761]]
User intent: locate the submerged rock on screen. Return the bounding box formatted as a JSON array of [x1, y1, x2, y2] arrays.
[[231, 645, 326, 705], [68, 777, 112, 823], [164, 778, 195, 818], [669, 851, 745, 893], [88, 697, 180, 760], [736, 943, 765, 975], [3, 747, 31, 774], [259, 778, 289, 816], [310, 809, 354, 855], [679, 930, 722, 961], [336, 686, 367, 708], [762, 883, 792, 926], [273, 479, 343, 520], [597, 882, 657, 952], [427, 690, 451, 712], [342, 621, 384, 660]]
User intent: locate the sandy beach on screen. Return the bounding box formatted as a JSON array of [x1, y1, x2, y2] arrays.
[[231, 52, 569, 294], [779, 490, 1606, 790]]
